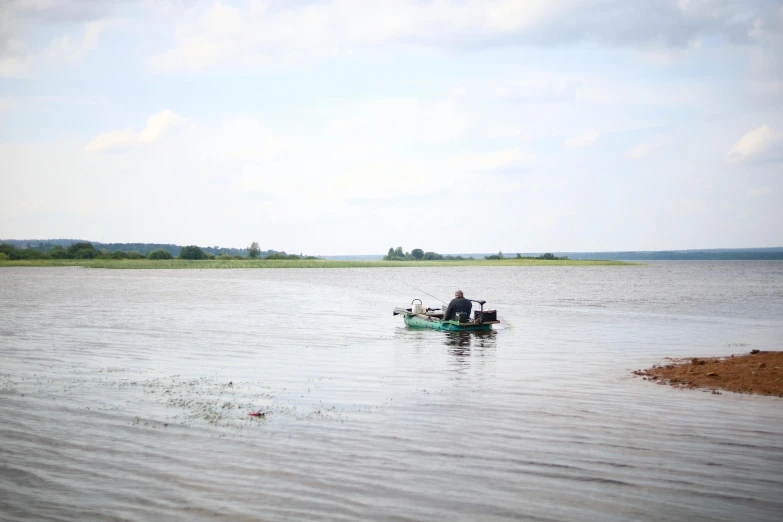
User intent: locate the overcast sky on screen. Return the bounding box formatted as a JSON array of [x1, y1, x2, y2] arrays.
[[1, 0, 781, 255]]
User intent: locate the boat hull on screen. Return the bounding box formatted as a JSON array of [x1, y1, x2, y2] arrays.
[[403, 314, 494, 331]]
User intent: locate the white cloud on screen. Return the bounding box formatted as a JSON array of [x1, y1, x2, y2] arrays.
[[564, 129, 599, 149], [4, 1, 783, 253], [726, 124, 783, 163], [492, 76, 582, 103], [34, 95, 106, 106], [676, 0, 733, 16], [0, 96, 18, 115], [452, 148, 537, 172], [311, 162, 437, 202], [0, 38, 33, 78], [746, 187, 771, 198], [677, 199, 708, 215], [9, 1, 115, 22], [201, 115, 286, 165], [145, 0, 763, 74], [0, 3, 120, 78], [84, 110, 187, 153], [83, 128, 137, 153], [747, 6, 783, 101], [626, 134, 672, 160], [42, 19, 117, 65], [626, 143, 652, 159], [321, 97, 467, 145], [635, 39, 703, 65], [137, 110, 186, 144]]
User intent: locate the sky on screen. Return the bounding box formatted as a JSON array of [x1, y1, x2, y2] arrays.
[[1, 0, 782, 255]]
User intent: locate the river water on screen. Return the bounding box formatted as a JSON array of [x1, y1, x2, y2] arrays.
[[1, 262, 782, 521]]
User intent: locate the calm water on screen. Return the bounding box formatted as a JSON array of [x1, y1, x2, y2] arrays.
[[1, 262, 782, 521]]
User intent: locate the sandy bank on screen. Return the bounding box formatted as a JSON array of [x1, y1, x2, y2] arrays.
[[634, 351, 783, 397]]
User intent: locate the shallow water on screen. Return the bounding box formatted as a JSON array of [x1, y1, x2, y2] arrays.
[[1, 262, 782, 521]]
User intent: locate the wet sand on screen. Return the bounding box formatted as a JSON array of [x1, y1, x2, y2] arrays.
[[634, 351, 783, 397]]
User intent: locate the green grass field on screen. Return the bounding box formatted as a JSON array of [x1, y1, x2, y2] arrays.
[[0, 258, 636, 269]]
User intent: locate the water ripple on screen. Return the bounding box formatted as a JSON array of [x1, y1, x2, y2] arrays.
[[1, 263, 782, 521]]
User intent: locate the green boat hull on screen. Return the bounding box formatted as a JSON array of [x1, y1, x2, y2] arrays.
[[403, 314, 493, 331]]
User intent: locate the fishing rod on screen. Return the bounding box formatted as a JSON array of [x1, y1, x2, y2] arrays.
[[400, 281, 485, 308], [400, 282, 488, 311], [399, 281, 513, 327], [400, 281, 448, 305]]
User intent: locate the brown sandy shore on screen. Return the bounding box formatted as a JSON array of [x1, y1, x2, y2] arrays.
[[634, 351, 783, 397]]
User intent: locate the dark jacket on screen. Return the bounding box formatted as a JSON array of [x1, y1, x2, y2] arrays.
[[444, 296, 472, 321]]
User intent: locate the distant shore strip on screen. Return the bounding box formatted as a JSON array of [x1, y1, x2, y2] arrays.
[[0, 259, 636, 269]]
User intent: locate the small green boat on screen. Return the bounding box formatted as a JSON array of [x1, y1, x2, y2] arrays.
[[393, 299, 500, 331]]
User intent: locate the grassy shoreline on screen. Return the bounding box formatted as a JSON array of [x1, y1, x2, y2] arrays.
[[0, 259, 637, 269]]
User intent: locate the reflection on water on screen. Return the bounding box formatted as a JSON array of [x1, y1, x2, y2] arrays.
[[1, 263, 782, 522], [443, 330, 498, 374], [443, 330, 496, 354], [443, 329, 497, 348]]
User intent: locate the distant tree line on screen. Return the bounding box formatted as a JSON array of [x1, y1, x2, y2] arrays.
[[177, 244, 317, 260], [0, 242, 318, 261], [0, 242, 115, 260], [0, 239, 286, 258], [381, 247, 571, 261], [484, 251, 569, 260], [383, 247, 472, 261], [564, 250, 783, 261]]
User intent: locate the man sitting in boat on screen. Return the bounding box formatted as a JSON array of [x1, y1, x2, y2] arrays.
[[443, 290, 472, 321]]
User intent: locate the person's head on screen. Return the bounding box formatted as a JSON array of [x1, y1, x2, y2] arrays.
[[455, 290, 464, 298]]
